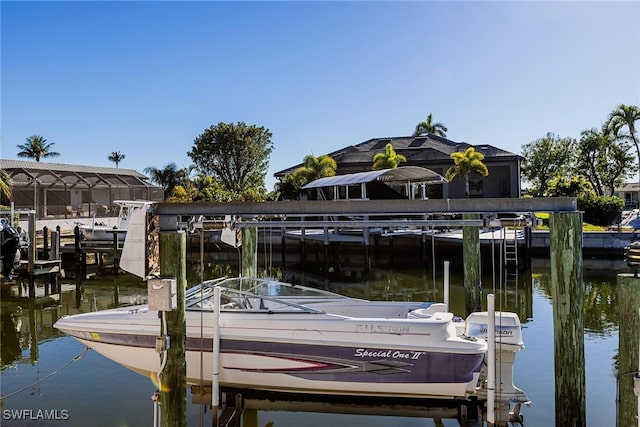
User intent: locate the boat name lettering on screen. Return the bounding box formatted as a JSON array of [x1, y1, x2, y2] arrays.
[[354, 348, 425, 360], [356, 323, 410, 334]]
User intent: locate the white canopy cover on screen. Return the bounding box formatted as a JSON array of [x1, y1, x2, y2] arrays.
[[302, 166, 447, 189]]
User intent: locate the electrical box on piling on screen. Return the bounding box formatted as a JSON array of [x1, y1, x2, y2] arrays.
[[148, 278, 177, 311]]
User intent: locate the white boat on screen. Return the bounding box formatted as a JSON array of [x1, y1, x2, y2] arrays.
[[54, 277, 529, 404], [433, 227, 526, 245], [79, 200, 154, 241]]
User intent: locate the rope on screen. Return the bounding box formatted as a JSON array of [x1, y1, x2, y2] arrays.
[[0, 346, 90, 402]]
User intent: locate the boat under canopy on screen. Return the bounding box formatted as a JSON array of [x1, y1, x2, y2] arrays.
[[302, 166, 447, 200]]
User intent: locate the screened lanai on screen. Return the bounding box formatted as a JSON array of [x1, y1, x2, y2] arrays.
[[0, 159, 163, 219]]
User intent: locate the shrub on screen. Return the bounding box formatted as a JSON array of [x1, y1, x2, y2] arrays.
[[577, 195, 624, 226]]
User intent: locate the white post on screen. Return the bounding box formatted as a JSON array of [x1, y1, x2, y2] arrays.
[[443, 260, 450, 311], [212, 286, 221, 409], [636, 308, 640, 427], [487, 293, 496, 425]]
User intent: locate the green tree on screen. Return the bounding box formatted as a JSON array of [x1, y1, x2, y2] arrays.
[[275, 154, 337, 201], [190, 174, 231, 202], [16, 135, 60, 162], [188, 122, 273, 195], [372, 143, 407, 170], [166, 185, 194, 203], [144, 163, 191, 199], [521, 133, 577, 197], [546, 175, 594, 198], [607, 104, 640, 195], [413, 113, 448, 137], [108, 151, 125, 168], [576, 128, 634, 196], [291, 154, 337, 184], [274, 173, 305, 201], [0, 168, 11, 205], [445, 147, 489, 197]]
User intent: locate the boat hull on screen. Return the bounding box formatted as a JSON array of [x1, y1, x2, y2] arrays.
[[79, 226, 125, 241], [70, 335, 483, 400]]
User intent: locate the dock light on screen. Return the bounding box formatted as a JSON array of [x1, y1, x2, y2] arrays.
[[625, 241, 640, 277]]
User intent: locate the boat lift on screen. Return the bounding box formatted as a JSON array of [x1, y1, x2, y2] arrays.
[[148, 197, 582, 427]]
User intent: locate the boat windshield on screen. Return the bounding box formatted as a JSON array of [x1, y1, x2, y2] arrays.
[[186, 277, 345, 299], [185, 277, 331, 313]]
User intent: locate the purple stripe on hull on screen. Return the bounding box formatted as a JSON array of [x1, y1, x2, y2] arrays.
[[65, 331, 483, 385], [188, 337, 484, 384]]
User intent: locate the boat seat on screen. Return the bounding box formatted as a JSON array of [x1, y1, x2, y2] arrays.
[[407, 303, 447, 318]]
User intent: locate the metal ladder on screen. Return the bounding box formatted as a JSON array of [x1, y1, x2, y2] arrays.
[[503, 227, 518, 269]]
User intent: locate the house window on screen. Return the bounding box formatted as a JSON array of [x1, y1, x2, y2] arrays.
[[625, 193, 637, 209]]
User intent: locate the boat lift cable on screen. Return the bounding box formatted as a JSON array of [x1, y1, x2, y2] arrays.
[[157, 311, 169, 390], [0, 346, 90, 402], [199, 227, 206, 427], [153, 310, 169, 427]]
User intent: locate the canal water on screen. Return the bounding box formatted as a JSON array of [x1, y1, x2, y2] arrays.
[[0, 257, 627, 426]]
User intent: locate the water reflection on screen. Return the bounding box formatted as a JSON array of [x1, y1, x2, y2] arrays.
[[1, 307, 24, 367], [0, 258, 628, 426]]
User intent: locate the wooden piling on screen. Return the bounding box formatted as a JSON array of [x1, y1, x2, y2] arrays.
[[159, 231, 188, 427], [299, 227, 306, 275], [27, 213, 37, 299], [280, 226, 286, 270], [617, 274, 640, 427], [549, 212, 585, 427], [50, 230, 60, 294], [112, 232, 119, 276], [43, 226, 49, 260], [463, 214, 481, 316], [363, 226, 370, 278], [241, 227, 258, 278], [74, 226, 82, 307]]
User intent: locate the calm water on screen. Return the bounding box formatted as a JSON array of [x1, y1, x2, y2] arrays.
[[0, 257, 627, 426]]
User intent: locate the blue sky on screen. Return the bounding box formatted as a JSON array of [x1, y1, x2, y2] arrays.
[[2, 1, 639, 190]]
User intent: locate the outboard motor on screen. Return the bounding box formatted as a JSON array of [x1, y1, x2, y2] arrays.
[[1, 219, 21, 279], [465, 311, 530, 404]]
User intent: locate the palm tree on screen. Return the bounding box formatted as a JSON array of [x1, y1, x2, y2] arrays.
[[0, 168, 11, 204], [445, 147, 489, 197], [291, 154, 337, 184], [16, 135, 60, 161], [607, 104, 640, 202], [372, 143, 407, 170], [413, 113, 448, 137], [144, 163, 191, 199], [108, 151, 125, 168]]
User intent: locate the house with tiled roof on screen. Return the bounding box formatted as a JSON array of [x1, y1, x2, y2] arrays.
[[274, 134, 523, 199], [0, 159, 162, 219]]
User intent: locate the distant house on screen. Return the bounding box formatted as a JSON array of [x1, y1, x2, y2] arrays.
[[614, 182, 640, 209], [274, 135, 523, 199], [0, 159, 163, 219]]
